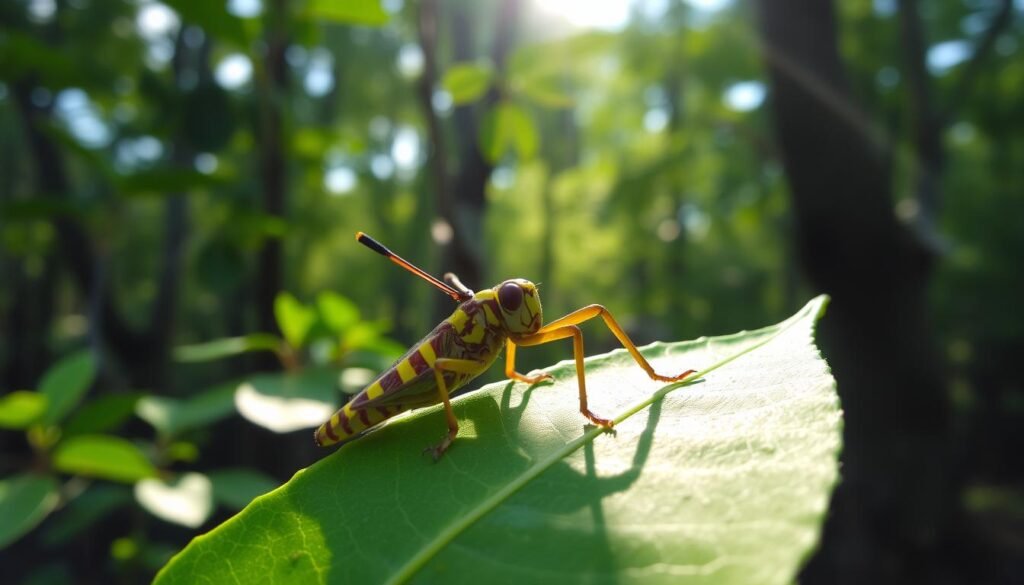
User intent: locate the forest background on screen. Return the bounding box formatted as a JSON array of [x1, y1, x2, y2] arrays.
[[0, 0, 1021, 583]]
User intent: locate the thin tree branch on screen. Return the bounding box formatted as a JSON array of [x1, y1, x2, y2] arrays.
[[254, 0, 289, 353], [897, 0, 944, 232], [943, 0, 1013, 120]]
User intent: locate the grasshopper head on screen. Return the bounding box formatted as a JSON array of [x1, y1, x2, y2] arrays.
[[494, 279, 542, 335]]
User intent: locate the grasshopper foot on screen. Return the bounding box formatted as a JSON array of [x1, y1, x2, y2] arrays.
[[651, 368, 697, 383], [423, 434, 455, 462], [510, 371, 554, 385], [582, 409, 614, 429]]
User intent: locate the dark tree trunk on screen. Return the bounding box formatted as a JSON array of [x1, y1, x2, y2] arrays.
[[752, 2, 956, 583], [254, 0, 289, 353], [422, 0, 521, 322]]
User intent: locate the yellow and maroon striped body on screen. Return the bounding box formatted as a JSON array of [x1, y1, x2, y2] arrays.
[[314, 285, 536, 447]]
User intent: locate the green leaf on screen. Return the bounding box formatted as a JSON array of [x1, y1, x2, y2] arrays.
[[40, 484, 132, 547], [173, 334, 282, 363], [0, 391, 48, 429], [62, 393, 141, 437], [0, 474, 59, 550], [39, 350, 98, 426], [479, 101, 539, 163], [53, 435, 157, 484], [442, 63, 495, 105], [306, 0, 389, 26], [135, 383, 237, 438], [208, 469, 279, 511], [316, 292, 361, 335], [275, 292, 317, 349], [155, 296, 841, 584]]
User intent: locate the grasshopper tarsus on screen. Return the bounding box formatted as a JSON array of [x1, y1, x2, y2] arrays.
[[651, 368, 698, 383], [583, 410, 615, 429], [510, 371, 554, 385], [423, 437, 454, 462]]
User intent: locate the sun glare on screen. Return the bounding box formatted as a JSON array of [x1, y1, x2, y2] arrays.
[[536, 0, 631, 31]]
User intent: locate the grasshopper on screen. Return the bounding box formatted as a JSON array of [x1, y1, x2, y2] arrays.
[[315, 232, 696, 459]]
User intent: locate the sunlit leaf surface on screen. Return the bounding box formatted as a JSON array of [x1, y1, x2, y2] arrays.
[[156, 296, 840, 584], [135, 473, 213, 528], [233, 368, 339, 433]]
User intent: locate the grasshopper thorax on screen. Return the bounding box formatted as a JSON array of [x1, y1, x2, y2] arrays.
[[493, 279, 542, 335]]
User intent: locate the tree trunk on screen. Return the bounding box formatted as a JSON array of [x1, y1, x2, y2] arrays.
[[752, 2, 956, 583], [433, 0, 521, 319], [254, 0, 289, 354]]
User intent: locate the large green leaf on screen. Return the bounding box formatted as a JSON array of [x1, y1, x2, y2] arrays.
[[155, 296, 840, 584]]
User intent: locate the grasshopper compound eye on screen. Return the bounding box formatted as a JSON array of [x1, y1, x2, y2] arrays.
[[498, 282, 524, 311]]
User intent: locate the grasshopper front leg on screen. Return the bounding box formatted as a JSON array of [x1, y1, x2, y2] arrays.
[[513, 325, 612, 427], [427, 358, 487, 461], [504, 339, 554, 385], [538, 305, 696, 383], [513, 305, 696, 428]]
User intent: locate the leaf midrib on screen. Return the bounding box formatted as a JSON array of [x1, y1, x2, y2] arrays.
[[385, 300, 821, 584]]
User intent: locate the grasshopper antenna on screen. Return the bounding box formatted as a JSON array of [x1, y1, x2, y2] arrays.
[[356, 232, 469, 302]]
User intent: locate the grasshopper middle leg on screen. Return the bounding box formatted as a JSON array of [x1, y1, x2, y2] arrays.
[[428, 358, 487, 461]]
